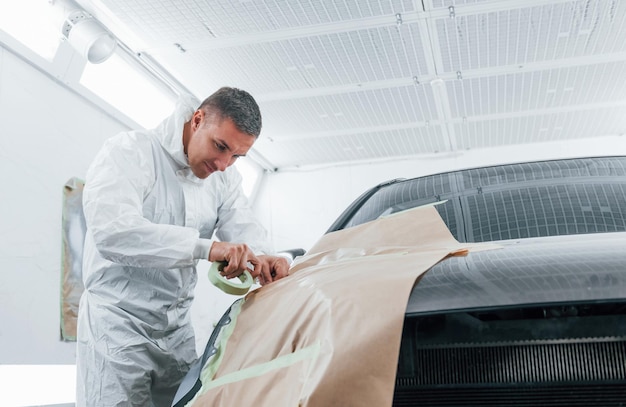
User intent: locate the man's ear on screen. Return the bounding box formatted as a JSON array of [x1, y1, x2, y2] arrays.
[[192, 109, 203, 130]]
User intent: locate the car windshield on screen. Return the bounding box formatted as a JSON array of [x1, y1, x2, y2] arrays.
[[338, 156, 626, 243]]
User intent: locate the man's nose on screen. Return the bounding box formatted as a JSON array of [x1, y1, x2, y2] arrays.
[[215, 158, 229, 172]]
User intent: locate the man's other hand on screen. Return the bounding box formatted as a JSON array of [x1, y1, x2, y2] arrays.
[[254, 255, 290, 286]]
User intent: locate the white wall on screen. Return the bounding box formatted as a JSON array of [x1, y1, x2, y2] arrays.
[[0, 42, 128, 364], [255, 137, 626, 252]]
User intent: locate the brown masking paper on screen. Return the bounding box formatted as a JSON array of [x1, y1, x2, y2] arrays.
[[189, 205, 499, 407]]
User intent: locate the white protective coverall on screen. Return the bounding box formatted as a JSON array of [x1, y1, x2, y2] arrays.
[[76, 97, 270, 407]]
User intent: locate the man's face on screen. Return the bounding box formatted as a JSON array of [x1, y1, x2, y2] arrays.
[[185, 109, 256, 179]]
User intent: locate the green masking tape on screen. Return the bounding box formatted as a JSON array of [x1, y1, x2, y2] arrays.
[[208, 261, 253, 295]]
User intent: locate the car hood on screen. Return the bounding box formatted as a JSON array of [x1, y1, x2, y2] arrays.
[[178, 204, 496, 406], [407, 231, 626, 316]]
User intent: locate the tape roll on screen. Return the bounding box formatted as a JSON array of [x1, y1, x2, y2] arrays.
[[208, 261, 253, 295]]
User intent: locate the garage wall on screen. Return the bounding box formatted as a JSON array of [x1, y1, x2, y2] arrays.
[[0, 42, 127, 364]]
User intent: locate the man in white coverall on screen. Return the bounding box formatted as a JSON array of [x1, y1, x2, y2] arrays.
[[76, 87, 289, 406]]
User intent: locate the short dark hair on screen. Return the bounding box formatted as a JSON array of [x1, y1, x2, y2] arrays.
[[198, 87, 262, 137]]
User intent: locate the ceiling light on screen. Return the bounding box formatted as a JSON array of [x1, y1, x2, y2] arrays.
[[61, 9, 116, 64]]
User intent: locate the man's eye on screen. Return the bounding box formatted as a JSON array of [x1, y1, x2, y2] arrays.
[[215, 142, 227, 152]]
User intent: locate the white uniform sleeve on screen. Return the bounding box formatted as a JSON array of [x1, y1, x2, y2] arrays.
[[215, 168, 272, 255], [83, 134, 204, 269]]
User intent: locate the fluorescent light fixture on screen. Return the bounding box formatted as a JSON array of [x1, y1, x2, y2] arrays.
[[61, 9, 116, 64], [0, 0, 61, 60], [80, 52, 175, 128]]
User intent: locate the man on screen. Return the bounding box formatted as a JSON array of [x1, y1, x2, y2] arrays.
[[76, 87, 289, 406]]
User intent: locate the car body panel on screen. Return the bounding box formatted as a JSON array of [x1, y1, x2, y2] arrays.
[[409, 231, 626, 316], [176, 156, 626, 406]]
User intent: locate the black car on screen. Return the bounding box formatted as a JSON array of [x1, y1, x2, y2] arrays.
[[175, 156, 626, 407]]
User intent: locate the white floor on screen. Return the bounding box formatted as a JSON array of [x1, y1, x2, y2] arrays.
[[0, 365, 76, 407]]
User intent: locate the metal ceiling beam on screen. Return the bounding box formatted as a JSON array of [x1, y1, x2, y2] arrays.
[[430, 78, 458, 152], [255, 77, 417, 102], [274, 149, 465, 172], [457, 53, 626, 80], [256, 52, 626, 102], [416, 0, 452, 151], [462, 100, 626, 123], [423, 0, 576, 17], [267, 121, 434, 142], [266, 100, 626, 142], [141, 13, 423, 54], [246, 148, 277, 172]]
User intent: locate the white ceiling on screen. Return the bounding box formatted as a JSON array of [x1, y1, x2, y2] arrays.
[[76, 0, 626, 171]]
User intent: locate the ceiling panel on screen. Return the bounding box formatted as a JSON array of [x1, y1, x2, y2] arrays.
[[447, 61, 626, 118], [152, 23, 431, 96], [77, 0, 626, 171], [90, 0, 418, 47], [255, 126, 448, 168], [456, 106, 626, 150], [436, 1, 626, 74], [430, 0, 494, 8], [258, 86, 438, 137]]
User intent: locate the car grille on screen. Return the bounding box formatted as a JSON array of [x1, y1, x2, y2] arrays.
[[394, 339, 626, 406], [394, 383, 626, 406]]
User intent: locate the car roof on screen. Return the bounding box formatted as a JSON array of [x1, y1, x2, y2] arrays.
[[329, 156, 626, 243]]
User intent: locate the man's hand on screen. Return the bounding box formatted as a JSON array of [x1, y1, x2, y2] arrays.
[[254, 255, 290, 286], [209, 241, 258, 279]]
